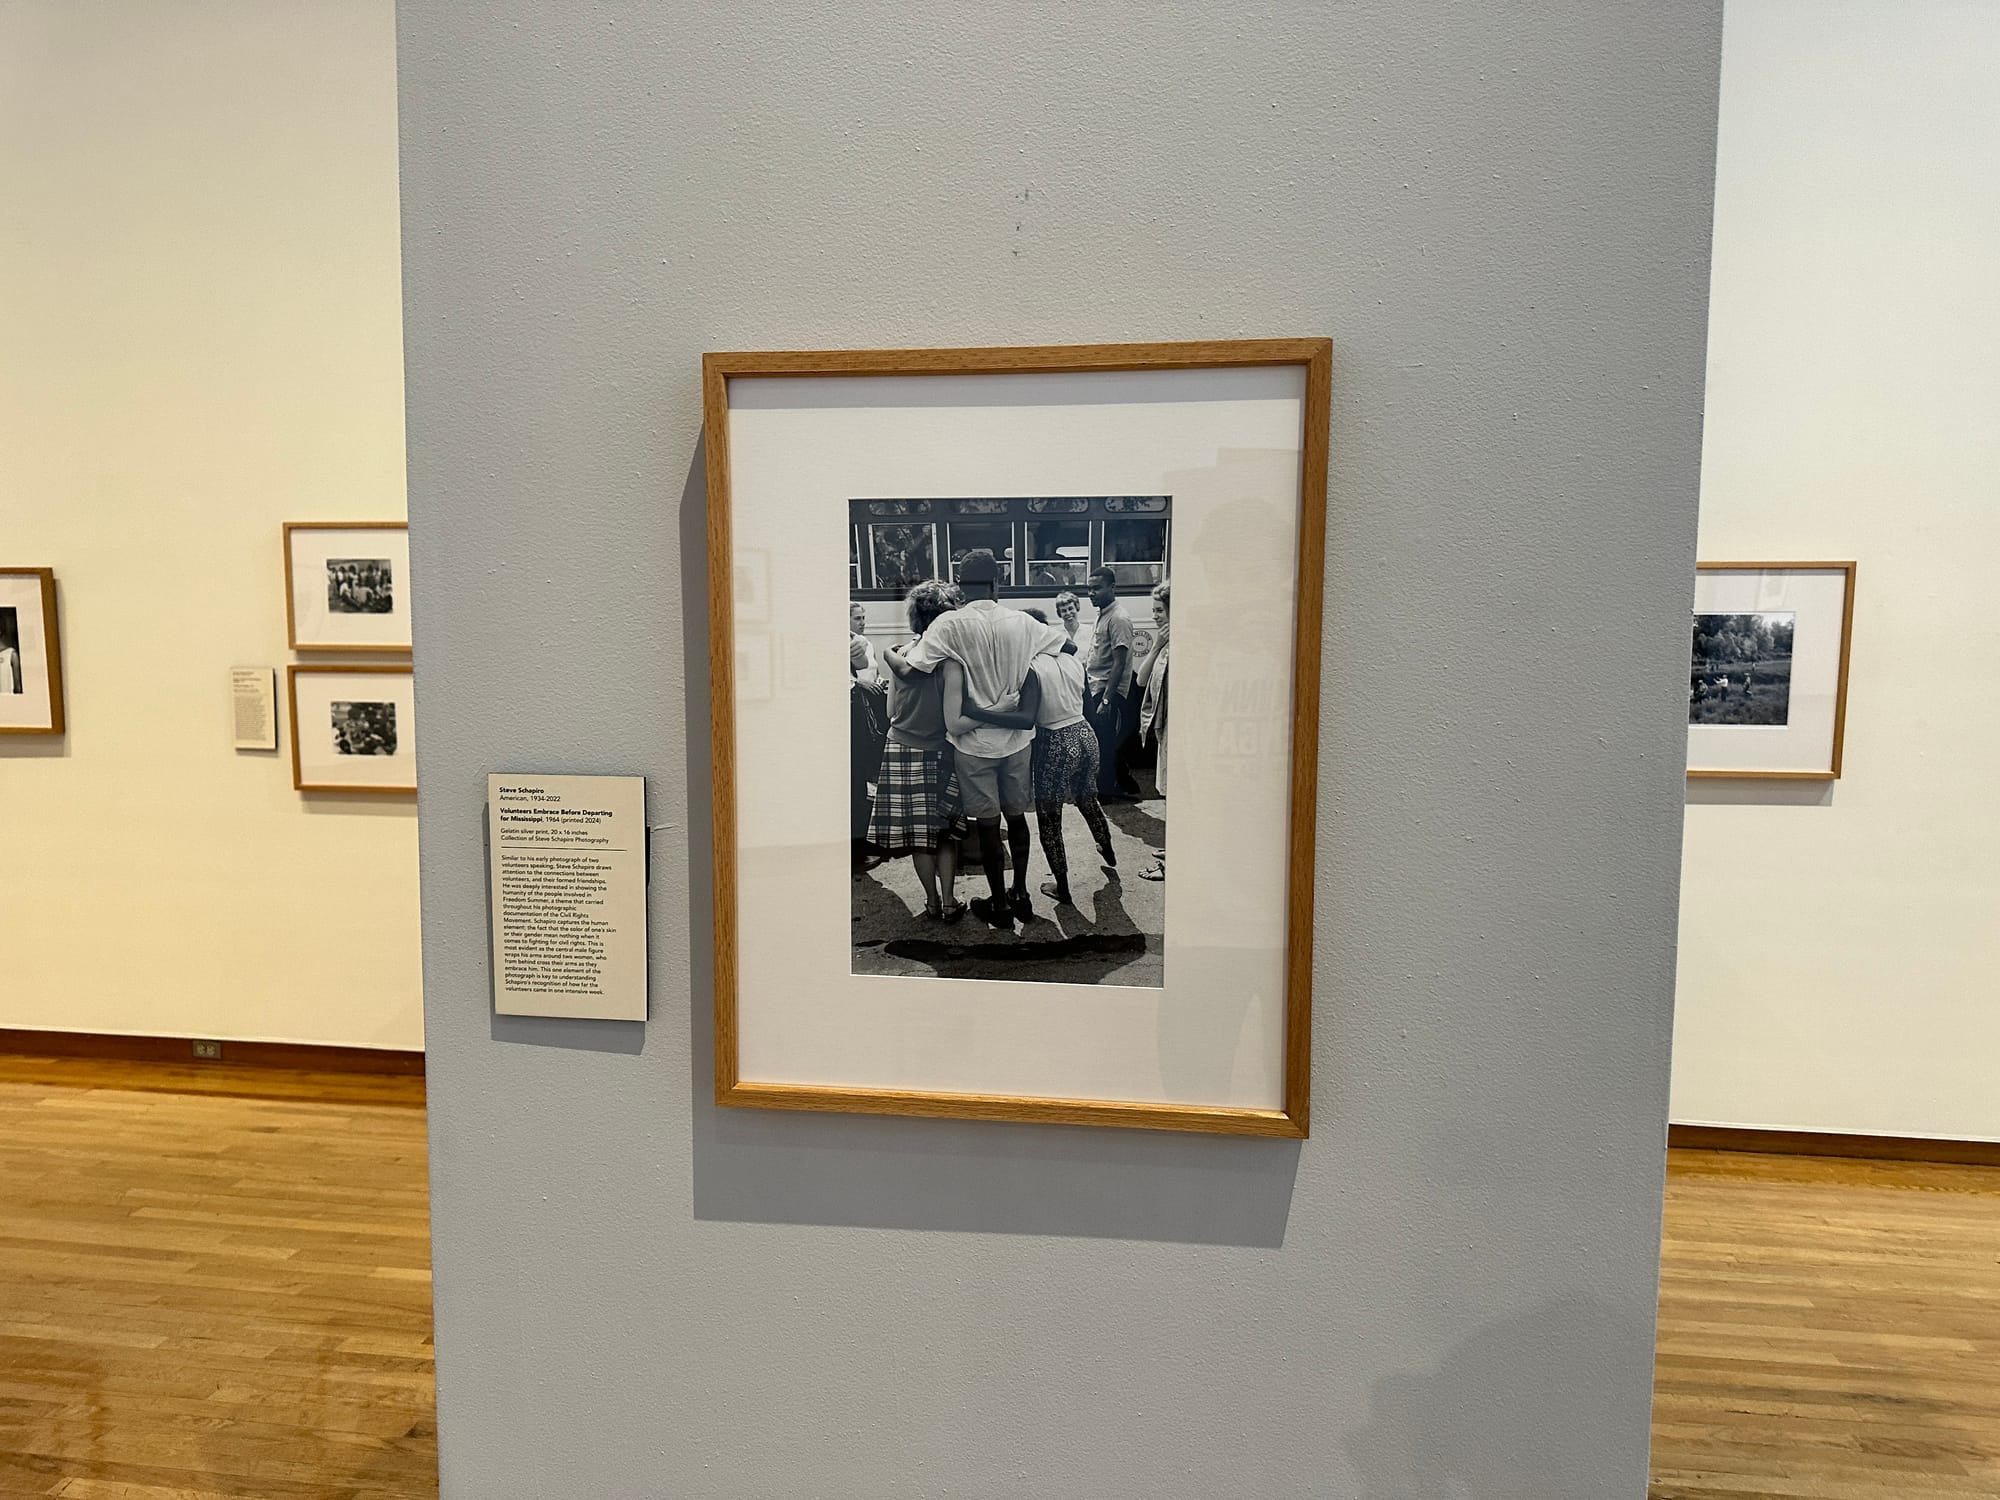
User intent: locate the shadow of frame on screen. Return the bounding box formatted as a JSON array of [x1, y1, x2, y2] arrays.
[[678, 434, 1301, 1248]]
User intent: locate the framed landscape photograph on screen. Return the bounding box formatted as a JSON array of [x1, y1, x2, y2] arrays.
[[0, 567, 65, 736], [1688, 561, 1856, 780], [706, 339, 1330, 1136], [284, 521, 412, 652], [287, 663, 417, 793]]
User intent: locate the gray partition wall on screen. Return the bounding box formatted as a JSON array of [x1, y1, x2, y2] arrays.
[[397, 5, 1722, 1495]]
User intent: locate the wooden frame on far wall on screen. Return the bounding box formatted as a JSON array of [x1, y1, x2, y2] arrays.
[[703, 338, 1331, 1137], [1688, 560, 1857, 781], [0, 566, 66, 736], [282, 520, 412, 653], [286, 662, 416, 794]]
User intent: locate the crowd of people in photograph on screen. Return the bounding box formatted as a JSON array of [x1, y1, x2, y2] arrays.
[[331, 701, 397, 756], [849, 551, 1168, 930], [327, 559, 394, 614]]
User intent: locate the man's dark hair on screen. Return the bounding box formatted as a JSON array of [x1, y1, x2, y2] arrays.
[[1088, 566, 1117, 590]]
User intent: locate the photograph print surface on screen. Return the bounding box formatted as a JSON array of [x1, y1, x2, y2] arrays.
[[331, 700, 398, 756], [0, 606, 19, 694], [849, 496, 1171, 989], [1690, 612, 1794, 726], [327, 558, 394, 614]]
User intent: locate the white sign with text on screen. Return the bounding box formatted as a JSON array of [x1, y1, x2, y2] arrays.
[[488, 773, 648, 1020]]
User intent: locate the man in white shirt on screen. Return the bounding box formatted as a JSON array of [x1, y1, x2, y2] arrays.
[[886, 550, 1060, 928]]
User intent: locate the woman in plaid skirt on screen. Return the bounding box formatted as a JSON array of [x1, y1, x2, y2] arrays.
[[869, 579, 967, 922]]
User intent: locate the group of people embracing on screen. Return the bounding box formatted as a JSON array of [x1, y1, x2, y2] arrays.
[[857, 548, 1168, 932]]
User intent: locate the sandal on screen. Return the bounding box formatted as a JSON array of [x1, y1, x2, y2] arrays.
[[1040, 880, 1074, 906], [1139, 859, 1165, 882]]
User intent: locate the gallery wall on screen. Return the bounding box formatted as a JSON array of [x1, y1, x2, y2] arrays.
[[0, 1, 421, 1050], [399, 4, 1721, 1495], [1672, 0, 2000, 1141]]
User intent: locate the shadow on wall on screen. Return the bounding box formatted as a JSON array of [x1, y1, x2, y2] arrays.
[[1345, 1295, 1654, 1499], [672, 435, 1302, 1249], [1684, 778, 1833, 807]]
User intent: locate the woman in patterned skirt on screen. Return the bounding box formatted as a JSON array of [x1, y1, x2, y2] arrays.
[[870, 580, 967, 921]]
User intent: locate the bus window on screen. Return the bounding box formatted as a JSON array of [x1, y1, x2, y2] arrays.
[[1026, 520, 1090, 587], [1103, 518, 1167, 587], [947, 522, 1014, 583], [849, 526, 861, 590], [869, 523, 936, 594]]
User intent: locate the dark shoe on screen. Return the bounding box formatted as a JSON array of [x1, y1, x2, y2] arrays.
[[1009, 889, 1033, 925], [969, 896, 1013, 929], [1040, 880, 1073, 906], [1095, 838, 1117, 868]]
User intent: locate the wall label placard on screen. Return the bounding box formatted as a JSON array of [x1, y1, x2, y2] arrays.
[[487, 773, 648, 1020], [230, 666, 278, 750]]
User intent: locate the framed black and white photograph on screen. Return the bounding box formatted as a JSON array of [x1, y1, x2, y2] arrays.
[[1688, 562, 1855, 779], [0, 567, 66, 736], [287, 663, 417, 793], [707, 340, 1330, 1136], [848, 497, 1171, 989], [284, 522, 412, 652]]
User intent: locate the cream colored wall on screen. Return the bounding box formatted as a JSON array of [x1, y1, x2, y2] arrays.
[[0, 1, 420, 1048], [1673, 0, 2000, 1138]]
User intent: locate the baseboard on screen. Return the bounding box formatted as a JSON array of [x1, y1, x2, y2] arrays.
[[1669, 1123, 2000, 1168], [0, 1028, 424, 1076]]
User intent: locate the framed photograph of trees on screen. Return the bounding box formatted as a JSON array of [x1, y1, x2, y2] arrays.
[[1687, 561, 1856, 780]]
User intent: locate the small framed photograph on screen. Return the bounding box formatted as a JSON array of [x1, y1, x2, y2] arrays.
[[0, 567, 66, 736], [706, 339, 1330, 1136], [284, 521, 412, 652], [287, 663, 417, 793], [1688, 561, 1856, 780]]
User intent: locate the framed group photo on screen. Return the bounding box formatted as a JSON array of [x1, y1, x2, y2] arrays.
[[284, 521, 412, 653], [0, 566, 66, 736], [1688, 560, 1856, 780], [287, 663, 417, 793], [706, 339, 1330, 1136]]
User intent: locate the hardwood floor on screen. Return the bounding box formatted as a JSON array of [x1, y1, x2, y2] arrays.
[[0, 1058, 1994, 1498], [1652, 1148, 2000, 1499], [0, 1058, 435, 1499]]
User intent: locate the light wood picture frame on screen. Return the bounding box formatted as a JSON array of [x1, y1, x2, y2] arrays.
[[0, 566, 66, 736], [283, 521, 412, 653], [1688, 560, 1856, 780], [287, 662, 417, 794], [705, 339, 1331, 1136]]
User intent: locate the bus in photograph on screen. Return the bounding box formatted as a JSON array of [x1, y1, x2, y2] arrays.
[[846, 494, 1169, 658]]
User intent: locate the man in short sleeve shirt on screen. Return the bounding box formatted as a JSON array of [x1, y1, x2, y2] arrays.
[[888, 550, 1062, 928], [1082, 566, 1138, 797]]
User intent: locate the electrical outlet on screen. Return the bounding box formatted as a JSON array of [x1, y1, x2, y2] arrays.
[[191, 1040, 223, 1061]]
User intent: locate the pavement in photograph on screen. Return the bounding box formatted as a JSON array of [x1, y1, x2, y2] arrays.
[[853, 795, 1166, 988]]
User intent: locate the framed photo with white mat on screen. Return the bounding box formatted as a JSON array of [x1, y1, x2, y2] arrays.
[[287, 663, 417, 794], [1688, 561, 1856, 780], [705, 339, 1330, 1136], [0, 566, 65, 736], [284, 521, 412, 652]]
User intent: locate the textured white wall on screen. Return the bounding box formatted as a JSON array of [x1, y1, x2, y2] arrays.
[[398, 4, 1721, 1495], [1673, 0, 2000, 1140], [0, 2, 421, 1049]]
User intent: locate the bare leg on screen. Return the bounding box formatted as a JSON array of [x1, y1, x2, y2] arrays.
[[975, 817, 1007, 903], [937, 838, 959, 911], [1005, 813, 1033, 900], [911, 850, 940, 911]]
